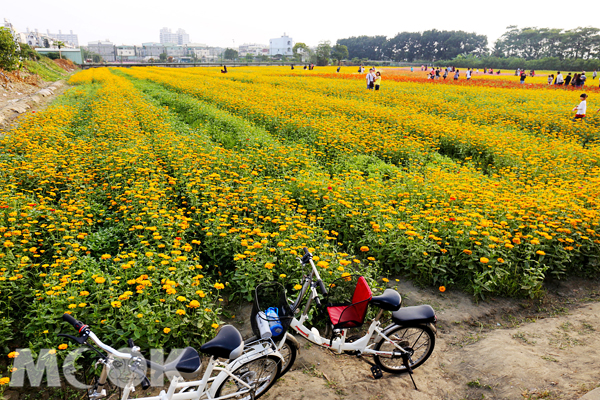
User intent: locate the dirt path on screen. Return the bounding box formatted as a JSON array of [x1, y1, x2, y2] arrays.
[[0, 80, 69, 129], [229, 278, 600, 400]]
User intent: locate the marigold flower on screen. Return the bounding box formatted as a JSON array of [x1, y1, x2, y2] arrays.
[[360, 246, 369, 252], [176, 309, 186, 315], [58, 344, 68, 350], [439, 286, 446, 293], [480, 257, 489, 264], [214, 282, 225, 290], [163, 327, 171, 334], [7, 351, 19, 359], [0, 377, 10, 385], [212, 323, 219, 329]]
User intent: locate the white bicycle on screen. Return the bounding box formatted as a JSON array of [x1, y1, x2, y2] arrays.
[[59, 314, 283, 400], [248, 248, 437, 389]]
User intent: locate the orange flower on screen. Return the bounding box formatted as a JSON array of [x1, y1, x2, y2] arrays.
[[439, 286, 446, 293]]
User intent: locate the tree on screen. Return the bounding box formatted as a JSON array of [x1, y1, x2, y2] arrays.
[[331, 44, 349, 65], [316, 41, 331, 66], [293, 42, 310, 62], [244, 53, 254, 62], [55, 40, 65, 59], [159, 52, 167, 62], [0, 27, 20, 71], [224, 48, 238, 60], [337, 36, 387, 60]]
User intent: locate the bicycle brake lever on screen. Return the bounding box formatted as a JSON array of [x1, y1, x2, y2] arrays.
[[57, 333, 87, 345]]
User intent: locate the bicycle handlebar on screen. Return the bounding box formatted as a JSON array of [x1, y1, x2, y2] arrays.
[[62, 313, 87, 333], [317, 279, 328, 296]]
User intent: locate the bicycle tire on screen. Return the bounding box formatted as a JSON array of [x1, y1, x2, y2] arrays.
[[246, 335, 297, 377], [373, 324, 435, 373], [214, 354, 281, 400]]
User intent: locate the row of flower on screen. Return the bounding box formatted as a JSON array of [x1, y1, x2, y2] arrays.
[[117, 66, 600, 299]]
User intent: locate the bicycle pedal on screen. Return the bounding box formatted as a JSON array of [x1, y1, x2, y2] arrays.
[[370, 365, 383, 380]]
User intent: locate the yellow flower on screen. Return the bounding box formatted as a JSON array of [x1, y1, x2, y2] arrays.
[[382, 278, 389, 283], [111, 301, 121, 308], [100, 254, 111, 260], [0, 377, 10, 385], [196, 290, 206, 298], [212, 323, 219, 329], [294, 284, 302, 290], [536, 250, 546, 256], [176, 309, 186, 316], [360, 246, 369, 252], [58, 344, 68, 350], [462, 249, 472, 255], [214, 282, 225, 290], [480, 257, 489, 264], [95, 277, 106, 284], [264, 262, 275, 270], [8, 351, 19, 359], [497, 258, 505, 263], [189, 300, 200, 308], [163, 327, 171, 334], [279, 274, 286, 278]]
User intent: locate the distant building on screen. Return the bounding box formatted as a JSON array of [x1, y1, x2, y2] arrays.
[[46, 29, 79, 47], [87, 40, 116, 62], [269, 34, 294, 56], [24, 29, 55, 48], [160, 27, 190, 45], [239, 43, 269, 57], [116, 45, 137, 61]]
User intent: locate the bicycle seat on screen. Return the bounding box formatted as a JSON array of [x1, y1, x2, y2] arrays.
[[369, 289, 401, 311], [200, 325, 244, 360], [391, 305, 436, 325], [162, 347, 202, 379]]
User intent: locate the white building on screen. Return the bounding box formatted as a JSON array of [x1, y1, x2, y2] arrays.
[[46, 29, 79, 47], [239, 43, 269, 57], [87, 40, 116, 62], [160, 27, 190, 45], [24, 29, 55, 48], [269, 34, 294, 56]]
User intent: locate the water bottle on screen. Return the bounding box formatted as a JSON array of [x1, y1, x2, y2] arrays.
[[265, 307, 283, 336], [255, 311, 272, 339]]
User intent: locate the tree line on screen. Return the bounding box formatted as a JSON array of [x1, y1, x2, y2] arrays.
[[336, 26, 600, 68]]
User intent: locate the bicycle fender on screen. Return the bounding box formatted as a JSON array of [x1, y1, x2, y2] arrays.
[[285, 333, 300, 352]]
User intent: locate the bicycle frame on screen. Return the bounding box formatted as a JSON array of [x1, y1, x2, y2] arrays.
[[286, 256, 410, 358], [82, 328, 281, 400]]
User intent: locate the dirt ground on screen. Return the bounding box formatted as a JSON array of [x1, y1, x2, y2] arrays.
[[224, 277, 600, 400]]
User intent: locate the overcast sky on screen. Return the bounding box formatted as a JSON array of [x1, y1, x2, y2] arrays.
[[2, 0, 598, 49]]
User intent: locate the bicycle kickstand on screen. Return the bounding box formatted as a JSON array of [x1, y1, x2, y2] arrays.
[[401, 353, 419, 390]]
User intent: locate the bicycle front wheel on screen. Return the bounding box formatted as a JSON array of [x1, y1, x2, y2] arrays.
[[214, 355, 282, 400], [373, 325, 435, 373]]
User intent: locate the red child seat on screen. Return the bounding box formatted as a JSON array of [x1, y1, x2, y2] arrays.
[[326, 276, 372, 330]]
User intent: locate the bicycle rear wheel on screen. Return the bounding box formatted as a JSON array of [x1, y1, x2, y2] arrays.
[[373, 324, 435, 373], [246, 335, 297, 377], [214, 354, 281, 400]]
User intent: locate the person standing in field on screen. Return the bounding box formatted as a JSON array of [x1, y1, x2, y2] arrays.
[[580, 72, 587, 87], [548, 74, 554, 85], [454, 69, 459, 80], [593, 70, 597, 79], [366, 68, 375, 89], [572, 93, 588, 122], [572, 73, 581, 88], [374, 71, 382, 90], [564, 72, 572, 86], [520, 70, 526, 84], [555, 72, 564, 85], [466, 69, 472, 81]]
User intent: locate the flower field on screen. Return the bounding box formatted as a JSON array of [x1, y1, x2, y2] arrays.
[[1, 66, 599, 358]]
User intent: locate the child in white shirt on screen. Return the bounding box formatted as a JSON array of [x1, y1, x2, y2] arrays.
[[572, 93, 588, 122]]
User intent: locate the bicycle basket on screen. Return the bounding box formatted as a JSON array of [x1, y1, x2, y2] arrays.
[[324, 275, 372, 330], [251, 282, 293, 341]]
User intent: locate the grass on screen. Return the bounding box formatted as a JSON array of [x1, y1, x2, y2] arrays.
[[23, 56, 69, 81]]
